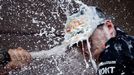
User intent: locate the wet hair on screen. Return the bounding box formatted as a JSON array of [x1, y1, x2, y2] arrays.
[[95, 7, 106, 28], [95, 7, 106, 19]]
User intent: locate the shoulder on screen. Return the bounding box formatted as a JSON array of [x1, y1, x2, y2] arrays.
[[99, 29, 134, 62]]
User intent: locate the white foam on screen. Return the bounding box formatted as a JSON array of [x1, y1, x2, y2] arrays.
[[64, 1, 104, 47]]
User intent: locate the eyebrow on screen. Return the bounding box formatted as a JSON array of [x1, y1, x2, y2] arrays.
[[97, 23, 104, 28]]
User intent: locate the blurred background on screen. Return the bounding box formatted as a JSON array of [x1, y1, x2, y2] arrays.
[[0, 0, 134, 75]]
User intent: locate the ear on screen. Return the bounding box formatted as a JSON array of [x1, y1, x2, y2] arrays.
[[104, 20, 115, 37]]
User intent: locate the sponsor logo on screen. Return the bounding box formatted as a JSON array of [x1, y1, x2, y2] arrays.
[[98, 61, 116, 75], [99, 66, 115, 75]]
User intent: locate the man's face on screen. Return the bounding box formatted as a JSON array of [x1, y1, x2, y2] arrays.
[[89, 20, 115, 60], [90, 26, 107, 58]]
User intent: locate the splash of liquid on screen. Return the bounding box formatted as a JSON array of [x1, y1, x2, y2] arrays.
[[30, 0, 98, 73], [30, 42, 69, 59], [86, 39, 97, 73]]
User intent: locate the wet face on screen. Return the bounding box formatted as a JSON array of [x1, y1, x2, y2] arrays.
[[90, 20, 116, 61], [90, 25, 108, 59]]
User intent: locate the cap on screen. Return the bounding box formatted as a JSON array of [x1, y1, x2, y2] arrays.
[[63, 5, 105, 47]]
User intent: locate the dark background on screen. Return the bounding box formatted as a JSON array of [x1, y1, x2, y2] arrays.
[[0, 0, 134, 75]]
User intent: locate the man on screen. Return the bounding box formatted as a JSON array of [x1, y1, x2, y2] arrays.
[[64, 5, 134, 75], [0, 47, 31, 75]]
